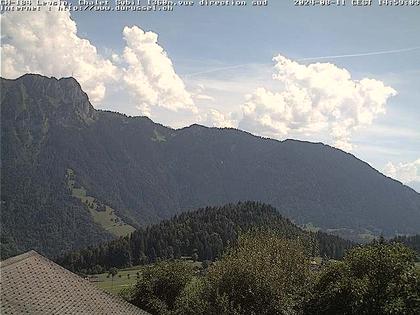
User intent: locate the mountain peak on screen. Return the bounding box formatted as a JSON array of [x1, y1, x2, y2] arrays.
[[1, 74, 96, 124]]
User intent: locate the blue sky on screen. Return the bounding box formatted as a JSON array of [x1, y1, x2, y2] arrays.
[[1, 2, 419, 190]]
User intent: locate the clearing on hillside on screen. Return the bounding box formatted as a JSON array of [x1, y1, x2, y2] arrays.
[[66, 169, 136, 237]]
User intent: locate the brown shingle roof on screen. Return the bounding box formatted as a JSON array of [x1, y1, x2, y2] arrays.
[[0, 251, 148, 315]]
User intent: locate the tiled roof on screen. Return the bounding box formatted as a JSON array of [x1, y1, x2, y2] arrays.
[[0, 251, 148, 315]]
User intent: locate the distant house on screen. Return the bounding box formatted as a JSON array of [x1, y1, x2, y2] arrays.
[[0, 251, 148, 315]]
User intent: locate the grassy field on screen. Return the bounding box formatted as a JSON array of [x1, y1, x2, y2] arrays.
[[92, 261, 202, 294], [91, 266, 144, 294], [151, 129, 166, 142], [89, 206, 135, 237], [301, 222, 321, 233], [66, 169, 136, 237]]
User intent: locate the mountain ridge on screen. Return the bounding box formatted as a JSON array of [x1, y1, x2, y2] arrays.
[[2, 74, 420, 258]]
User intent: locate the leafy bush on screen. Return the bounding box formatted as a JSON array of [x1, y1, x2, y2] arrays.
[[304, 242, 420, 315], [129, 261, 194, 314], [173, 278, 208, 315], [204, 230, 311, 315], [127, 234, 420, 315]]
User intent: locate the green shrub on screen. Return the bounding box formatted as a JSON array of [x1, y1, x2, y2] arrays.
[[129, 261, 194, 314], [304, 242, 420, 315], [204, 230, 311, 315]]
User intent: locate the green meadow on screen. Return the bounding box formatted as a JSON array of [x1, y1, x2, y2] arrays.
[[92, 261, 202, 295], [92, 266, 144, 294], [66, 169, 136, 237]]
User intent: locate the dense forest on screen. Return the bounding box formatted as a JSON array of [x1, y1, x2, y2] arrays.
[[58, 202, 354, 274], [2, 74, 420, 258]]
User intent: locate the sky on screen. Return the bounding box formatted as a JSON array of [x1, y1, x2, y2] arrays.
[[1, 1, 419, 191]]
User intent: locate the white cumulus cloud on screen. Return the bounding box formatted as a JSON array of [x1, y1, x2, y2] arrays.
[[385, 159, 420, 186], [120, 26, 196, 116], [195, 94, 215, 101], [201, 109, 236, 128], [239, 55, 397, 151], [0, 10, 194, 114], [0, 10, 117, 104], [192, 84, 215, 102]]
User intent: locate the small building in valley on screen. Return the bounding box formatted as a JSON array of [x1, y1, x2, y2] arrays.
[[0, 251, 148, 315]]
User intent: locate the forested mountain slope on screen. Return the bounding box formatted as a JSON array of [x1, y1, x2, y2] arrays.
[[2, 74, 420, 258], [59, 202, 354, 273]]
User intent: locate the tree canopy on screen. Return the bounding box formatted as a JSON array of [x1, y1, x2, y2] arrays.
[[58, 202, 354, 273], [304, 242, 420, 314], [125, 233, 420, 315]]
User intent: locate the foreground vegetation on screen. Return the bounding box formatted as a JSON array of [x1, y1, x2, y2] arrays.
[[392, 234, 420, 256], [121, 232, 420, 315], [59, 201, 420, 314], [59, 202, 354, 274]]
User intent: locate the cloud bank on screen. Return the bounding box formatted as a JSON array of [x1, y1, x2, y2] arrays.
[[201, 109, 236, 128], [120, 26, 196, 116], [239, 55, 397, 151], [0, 10, 117, 104], [0, 10, 195, 115], [385, 159, 420, 190]]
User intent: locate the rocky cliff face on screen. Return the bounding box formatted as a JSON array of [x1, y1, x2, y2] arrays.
[[2, 74, 96, 125]]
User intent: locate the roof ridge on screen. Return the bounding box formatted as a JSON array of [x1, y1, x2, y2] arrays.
[[0, 250, 39, 268]]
